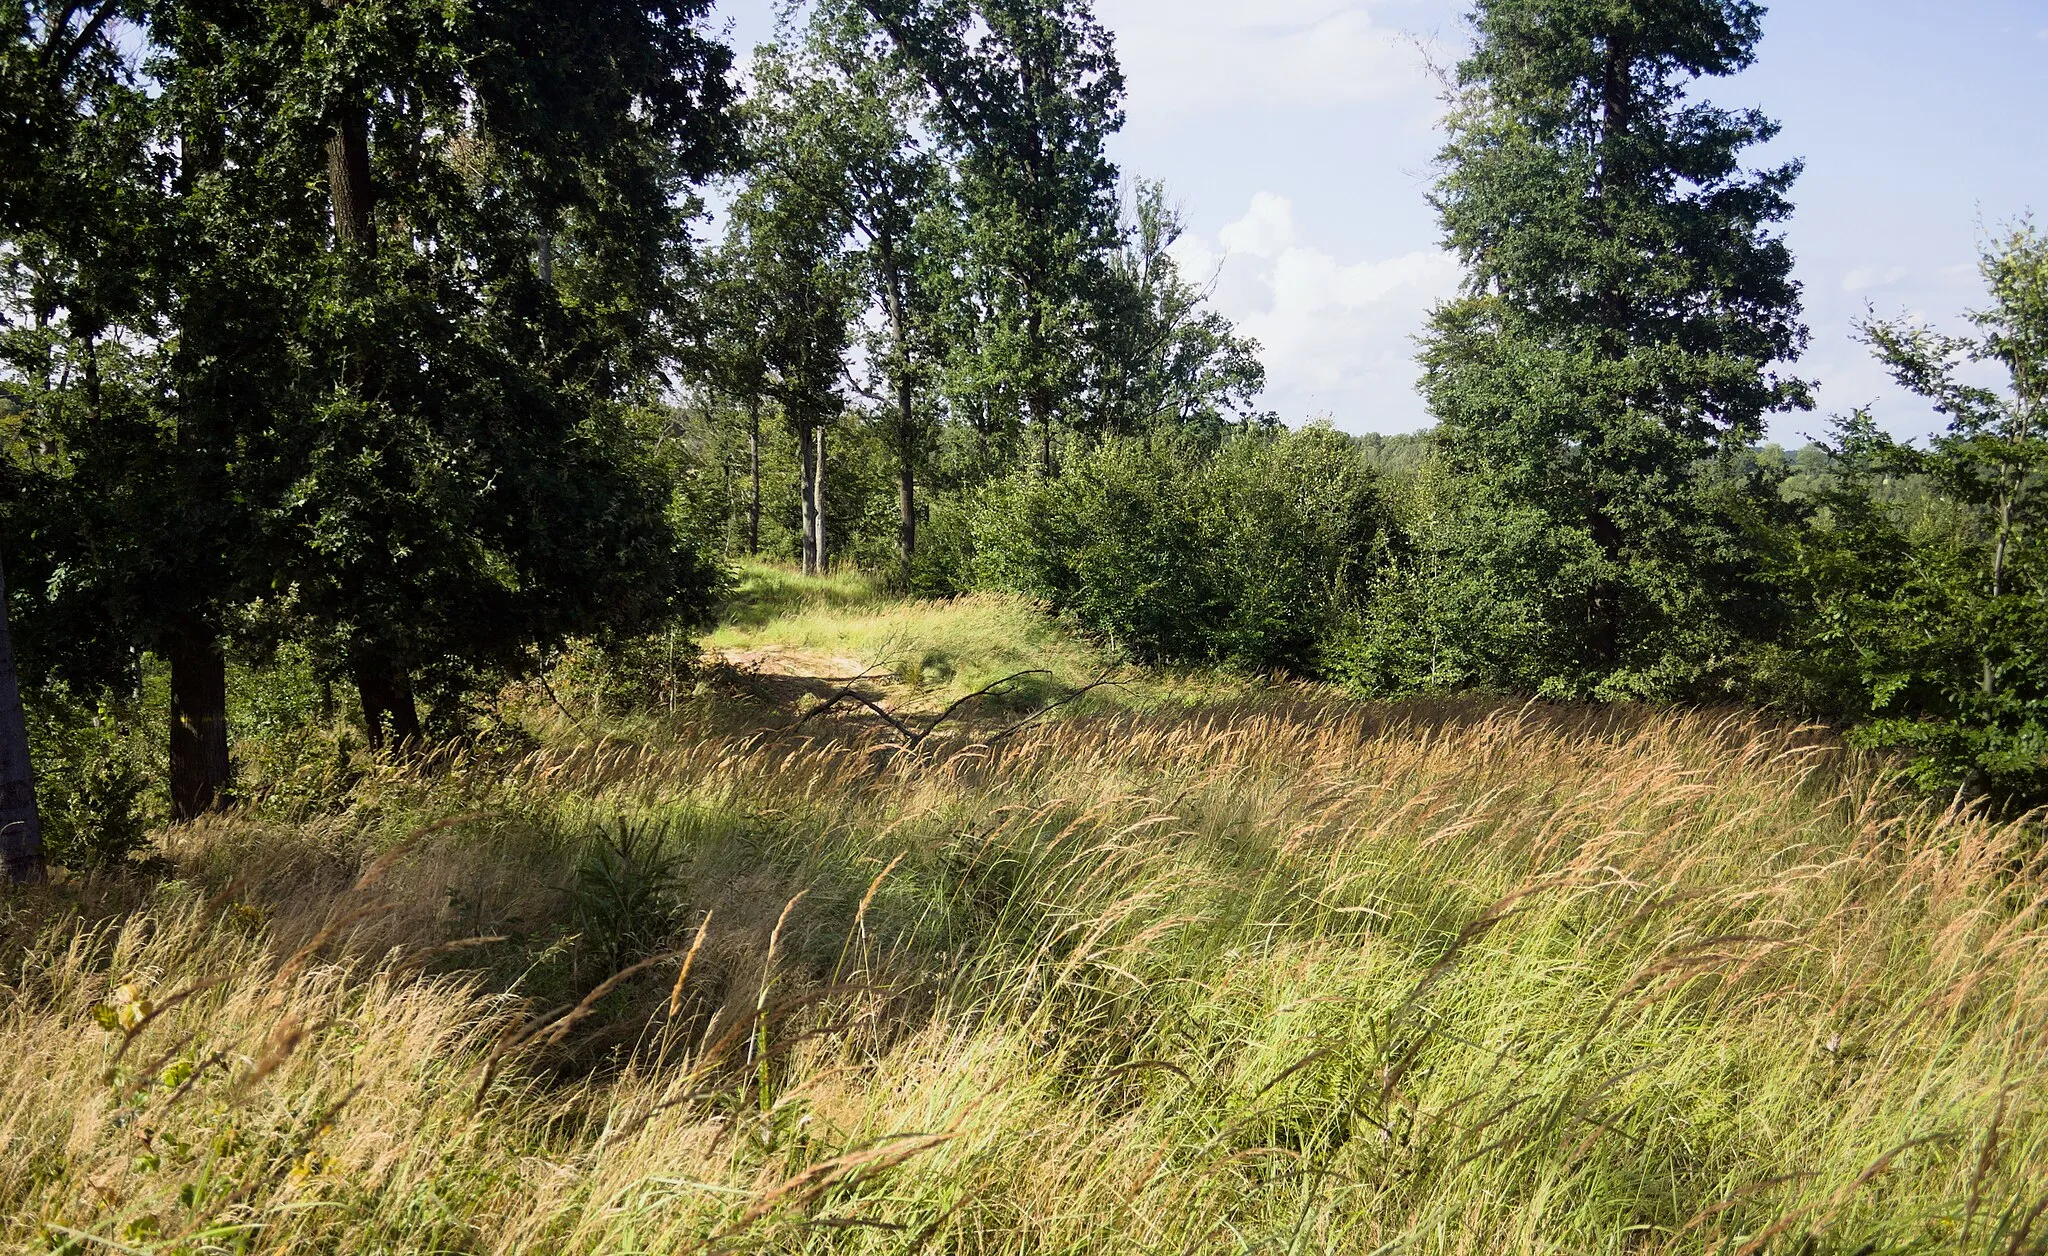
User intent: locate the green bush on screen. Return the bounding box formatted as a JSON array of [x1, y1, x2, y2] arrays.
[[970, 427, 1385, 671], [1323, 449, 1807, 705], [25, 686, 153, 872], [1787, 419, 2048, 805], [906, 494, 978, 598]]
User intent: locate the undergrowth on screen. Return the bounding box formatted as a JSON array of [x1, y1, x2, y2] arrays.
[[5, 573, 2047, 1253]]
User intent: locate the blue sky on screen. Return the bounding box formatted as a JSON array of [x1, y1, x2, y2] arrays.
[[713, 1, 2048, 442]]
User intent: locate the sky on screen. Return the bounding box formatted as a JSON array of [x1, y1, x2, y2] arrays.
[[711, 1, 2048, 443]]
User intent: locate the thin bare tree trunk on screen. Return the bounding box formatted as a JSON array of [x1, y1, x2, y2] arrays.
[[812, 423, 829, 573], [747, 397, 762, 558], [329, 95, 423, 745], [878, 237, 918, 586], [1030, 389, 1053, 475], [796, 422, 817, 576], [1985, 476, 2015, 698], [0, 554, 44, 883], [897, 422, 916, 589], [168, 628, 232, 821]]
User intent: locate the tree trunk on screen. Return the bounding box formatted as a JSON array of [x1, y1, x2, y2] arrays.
[[1030, 388, 1054, 475], [81, 333, 101, 419], [168, 629, 233, 821], [878, 237, 918, 585], [1587, 493, 1623, 670], [328, 103, 375, 253], [0, 554, 45, 883], [796, 423, 817, 577], [1600, 38, 1631, 151], [1986, 480, 2014, 698], [748, 397, 762, 558], [897, 417, 917, 590], [355, 655, 421, 751], [812, 423, 829, 574], [330, 101, 419, 750], [1584, 37, 1634, 674]]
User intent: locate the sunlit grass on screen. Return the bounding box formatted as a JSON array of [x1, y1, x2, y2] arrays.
[[712, 561, 899, 631], [8, 584, 2047, 1253], [705, 562, 1245, 713]]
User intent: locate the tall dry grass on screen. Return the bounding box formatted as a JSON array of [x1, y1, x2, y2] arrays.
[[6, 694, 2046, 1253]]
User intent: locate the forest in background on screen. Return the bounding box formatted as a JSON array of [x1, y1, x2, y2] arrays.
[[2, 0, 2044, 878], [3, 3, 2048, 1249]]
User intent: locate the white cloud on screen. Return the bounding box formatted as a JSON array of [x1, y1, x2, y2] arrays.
[[1841, 264, 1909, 293], [1216, 192, 1297, 259], [1190, 193, 1460, 428], [1095, 0, 1454, 113]]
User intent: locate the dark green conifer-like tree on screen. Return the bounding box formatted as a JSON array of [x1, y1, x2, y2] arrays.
[[1421, 0, 1810, 696]]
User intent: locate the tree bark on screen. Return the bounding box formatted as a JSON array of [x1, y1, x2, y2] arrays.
[[328, 103, 375, 253], [747, 397, 762, 558], [329, 98, 419, 750], [1581, 32, 1634, 674], [897, 419, 917, 589], [355, 655, 421, 751], [167, 628, 232, 821], [0, 554, 45, 883], [1985, 476, 2015, 698], [796, 422, 817, 576], [878, 238, 919, 586], [812, 423, 829, 574]]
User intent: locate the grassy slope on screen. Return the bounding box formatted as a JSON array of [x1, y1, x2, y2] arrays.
[[6, 570, 2047, 1253]]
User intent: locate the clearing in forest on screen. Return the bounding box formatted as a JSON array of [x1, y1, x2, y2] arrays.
[[8, 569, 2045, 1253]]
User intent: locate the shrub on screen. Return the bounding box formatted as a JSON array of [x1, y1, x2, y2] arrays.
[[24, 686, 153, 871], [971, 426, 1384, 671]]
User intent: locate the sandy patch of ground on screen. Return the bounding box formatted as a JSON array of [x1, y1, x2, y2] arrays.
[[713, 646, 879, 683]]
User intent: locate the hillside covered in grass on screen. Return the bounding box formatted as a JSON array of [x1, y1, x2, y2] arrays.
[[6, 573, 2048, 1253]]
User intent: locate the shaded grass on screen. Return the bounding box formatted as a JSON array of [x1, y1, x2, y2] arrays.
[[5, 587, 2048, 1252]]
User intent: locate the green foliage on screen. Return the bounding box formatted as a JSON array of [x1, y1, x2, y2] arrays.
[[1791, 225, 2048, 803], [571, 816, 688, 976], [1421, 0, 1811, 691], [853, 0, 1126, 466], [1324, 458, 1573, 697], [1333, 441, 1807, 702], [1083, 181, 1268, 439], [549, 629, 707, 723], [4, 0, 739, 830], [23, 686, 151, 872], [1350, 431, 1436, 484], [905, 492, 979, 596], [972, 427, 1383, 670]]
